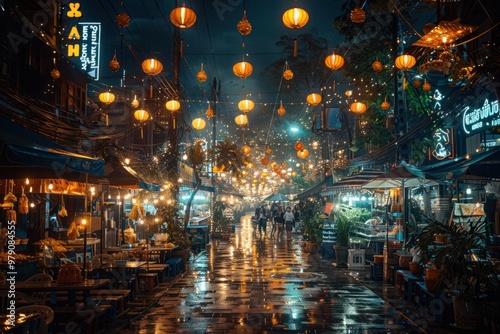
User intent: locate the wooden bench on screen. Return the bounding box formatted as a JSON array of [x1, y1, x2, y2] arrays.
[[52, 304, 111, 334], [142, 264, 169, 283], [89, 289, 131, 317]]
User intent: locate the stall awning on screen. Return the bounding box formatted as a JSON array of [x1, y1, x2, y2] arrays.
[[321, 169, 384, 195], [295, 175, 334, 200]]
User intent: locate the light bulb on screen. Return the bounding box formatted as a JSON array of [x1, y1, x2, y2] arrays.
[[466, 187, 471, 195]]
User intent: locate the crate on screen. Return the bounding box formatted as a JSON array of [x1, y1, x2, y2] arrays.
[[165, 257, 182, 276]]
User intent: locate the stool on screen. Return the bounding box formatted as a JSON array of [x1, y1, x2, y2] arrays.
[[165, 257, 182, 277], [347, 249, 365, 269], [370, 262, 383, 281], [137, 272, 159, 293]]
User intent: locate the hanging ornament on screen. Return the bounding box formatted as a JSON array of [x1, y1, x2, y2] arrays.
[[206, 106, 214, 117], [170, 4, 197, 28], [297, 149, 309, 159], [381, 97, 390, 110], [242, 145, 251, 155], [325, 52, 345, 71], [196, 63, 207, 82], [413, 79, 422, 88], [350, 4, 366, 23], [235, 114, 248, 127], [395, 54, 416, 71], [192, 118, 206, 130], [109, 52, 120, 72], [261, 157, 269, 165], [422, 79, 431, 92], [165, 99, 181, 112], [238, 99, 255, 113], [131, 95, 140, 108], [372, 57, 384, 73], [282, 6, 309, 57], [265, 147, 272, 155], [277, 101, 286, 116], [237, 10, 252, 35], [50, 68, 60, 80], [116, 13, 130, 28], [306, 93, 321, 106], [294, 142, 304, 151], [233, 61, 253, 78], [142, 58, 163, 75], [350, 102, 367, 114], [283, 62, 293, 80]]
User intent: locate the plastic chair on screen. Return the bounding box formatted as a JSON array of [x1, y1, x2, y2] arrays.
[[23, 273, 54, 303], [16, 305, 54, 334]]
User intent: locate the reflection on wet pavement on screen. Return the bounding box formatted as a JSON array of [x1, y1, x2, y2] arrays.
[[122, 215, 427, 333]]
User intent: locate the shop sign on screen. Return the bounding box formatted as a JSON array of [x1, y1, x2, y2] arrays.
[[43, 179, 86, 195], [462, 99, 499, 135], [428, 128, 454, 161], [63, 2, 101, 80]]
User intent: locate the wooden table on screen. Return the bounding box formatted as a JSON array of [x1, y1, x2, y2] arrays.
[[1, 278, 110, 307], [105, 246, 177, 263]]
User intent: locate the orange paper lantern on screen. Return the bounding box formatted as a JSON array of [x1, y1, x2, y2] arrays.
[[170, 5, 196, 28]]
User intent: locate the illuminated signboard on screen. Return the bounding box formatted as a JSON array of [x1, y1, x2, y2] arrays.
[[428, 128, 454, 161], [63, 2, 101, 80], [462, 99, 500, 135]]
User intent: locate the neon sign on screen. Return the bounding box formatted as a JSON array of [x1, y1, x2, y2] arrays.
[[462, 99, 500, 134], [428, 128, 454, 161], [63, 2, 101, 80]]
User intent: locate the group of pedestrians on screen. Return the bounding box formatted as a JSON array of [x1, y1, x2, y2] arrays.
[[253, 202, 299, 241]]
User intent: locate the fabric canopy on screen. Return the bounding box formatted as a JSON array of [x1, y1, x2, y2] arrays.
[[363, 164, 436, 189], [264, 193, 290, 202], [295, 175, 335, 200], [321, 169, 384, 195]]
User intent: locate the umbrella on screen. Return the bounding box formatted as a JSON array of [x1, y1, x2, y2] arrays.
[[362, 164, 437, 189], [264, 193, 290, 202]]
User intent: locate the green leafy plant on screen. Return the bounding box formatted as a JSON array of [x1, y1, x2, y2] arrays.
[[212, 201, 231, 233], [332, 204, 371, 247], [157, 203, 191, 249]]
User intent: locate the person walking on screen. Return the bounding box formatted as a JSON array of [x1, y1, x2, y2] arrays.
[[274, 205, 285, 240], [258, 205, 267, 237], [284, 206, 295, 241]]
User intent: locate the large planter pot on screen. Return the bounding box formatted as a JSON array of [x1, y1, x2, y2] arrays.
[[305, 241, 319, 254], [452, 295, 481, 329], [333, 245, 348, 268], [398, 254, 412, 269], [408, 262, 422, 275], [424, 278, 441, 293], [425, 267, 441, 280]]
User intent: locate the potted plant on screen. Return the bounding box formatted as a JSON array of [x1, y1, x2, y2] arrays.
[[332, 204, 371, 267], [157, 203, 191, 270], [299, 200, 324, 253], [413, 216, 499, 329]]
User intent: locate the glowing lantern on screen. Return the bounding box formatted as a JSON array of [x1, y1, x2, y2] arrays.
[[306, 93, 321, 106], [325, 52, 345, 71], [116, 13, 130, 28], [99, 92, 115, 105], [261, 157, 269, 165], [282, 7, 309, 29], [50, 68, 60, 80], [212, 165, 225, 173], [422, 79, 432, 92], [297, 149, 309, 159], [233, 61, 253, 78], [350, 6, 366, 23], [131, 95, 140, 108], [291, 171, 296, 177], [302, 169, 307, 175], [242, 145, 251, 154], [246, 162, 254, 169], [283, 62, 293, 80], [350, 102, 367, 114], [372, 57, 384, 72], [381, 98, 390, 111], [345, 90, 353, 98], [192, 118, 206, 130], [165, 99, 181, 112], [281, 162, 287, 168], [206, 107, 214, 117], [196, 63, 207, 82], [134, 109, 150, 122], [294, 142, 304, 151], [237, 10, 252, 35], [395, 54, 416, 71], [270, 162, 278, 169], [142, 58, 163, 75], [238, 99, 255, 113], [109, 53, 120, 72], [265, 147, 272, 155], [262, 172, 268, 178], [413, 79, 422, 88], [170, 4, 196, 28], [277, 101, 286, 116], [235, 114, 248, 127]]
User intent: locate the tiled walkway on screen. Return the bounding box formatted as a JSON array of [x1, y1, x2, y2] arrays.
[[119, 216, 459, 333]]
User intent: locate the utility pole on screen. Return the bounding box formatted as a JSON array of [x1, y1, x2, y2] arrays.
[[211, 77, 219, 204]]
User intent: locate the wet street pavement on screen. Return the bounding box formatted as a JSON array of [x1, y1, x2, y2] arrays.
[[119, 216, 451, 333]]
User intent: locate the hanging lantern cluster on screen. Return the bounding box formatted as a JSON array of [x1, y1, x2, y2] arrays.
[[237, 10, 252, 35], [142, 58, 163, 75], [372, 57, 384, 72], [350, 5, 366, 23], [192, 118, 206, 130], [165, 99, 181, 112], [325, 52, 345, 71], [170, 4, 196, 28], [233, 61, 253, 79], [196, 63, 207, 82], [277, 101, 286, 116], [115, 13, 130, 28], [350, 101, 367, 114], [395, 54, 416, 71], [306, 93, 321, 106], [109, 52, 120, 72], [235, 114, 248, 127], [238, 99, 255, 113]]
